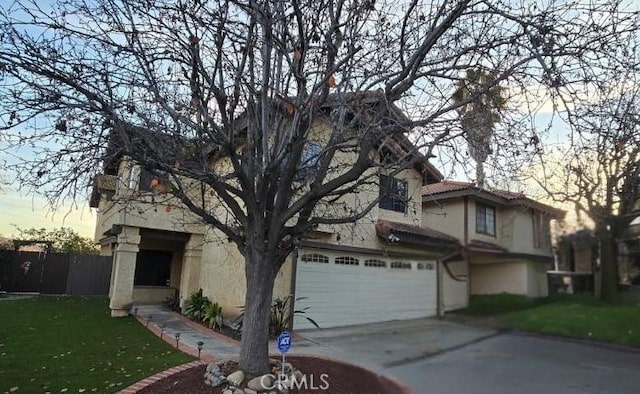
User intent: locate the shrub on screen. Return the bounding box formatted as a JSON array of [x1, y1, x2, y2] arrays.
[[202, 301, 223, 329], [183, 288, 209, 321], [233, 296, 319, 338]]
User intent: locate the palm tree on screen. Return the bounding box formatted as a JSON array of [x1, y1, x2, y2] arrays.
[[452, 69, 506, 188]]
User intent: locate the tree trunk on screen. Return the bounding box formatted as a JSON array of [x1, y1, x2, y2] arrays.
[[238, 246, 278, 377], [598, 227, 619, 303]]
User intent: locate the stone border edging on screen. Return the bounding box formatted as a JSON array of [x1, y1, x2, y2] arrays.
[[118, 360, 203, 394]]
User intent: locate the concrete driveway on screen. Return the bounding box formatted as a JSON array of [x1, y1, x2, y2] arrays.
[[288, 318, 496, 371], [291, 318, 640, 394], [388, 332, 640, 394]]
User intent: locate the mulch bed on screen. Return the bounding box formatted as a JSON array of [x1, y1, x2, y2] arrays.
[[137, 356, 404, 394]]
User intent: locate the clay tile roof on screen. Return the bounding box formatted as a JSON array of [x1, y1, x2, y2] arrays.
[[422, 180, 565, 218], [422, 180, 474, 195], [375, 219, 459, 244]]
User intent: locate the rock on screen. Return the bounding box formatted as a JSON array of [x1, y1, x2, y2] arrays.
[[269, 358, 280, 367], [211, 375, 226, 387], [223, 390, 233, 394], [244, 389, 258, 394], [226, 370, 245, 386], [204, 379, 212, 386], [282, 362, 293, 373], [292, 369, 304, 382], [207, 363, 221, 373], [234, 389, 244, 394], [247, 374, 274, 392]]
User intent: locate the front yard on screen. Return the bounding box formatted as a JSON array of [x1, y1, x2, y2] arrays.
[[455, 294, 640, 347], [0, 296, 193, 393]]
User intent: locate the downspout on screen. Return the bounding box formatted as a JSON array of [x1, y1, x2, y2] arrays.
[[436, 256, 442, 317], [287, 247, 299, 331], [464, 196, 471, 298]]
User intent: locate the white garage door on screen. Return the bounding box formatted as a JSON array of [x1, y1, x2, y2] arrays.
[[293, 249, 437, 329]]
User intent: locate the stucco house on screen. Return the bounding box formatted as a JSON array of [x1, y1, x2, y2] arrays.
[[91, 103, 565, 328], [90, 96, 466, 328], [422, 181, 566, 311]]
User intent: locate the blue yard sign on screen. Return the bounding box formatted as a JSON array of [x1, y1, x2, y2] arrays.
[[277, 330, 292, 354]]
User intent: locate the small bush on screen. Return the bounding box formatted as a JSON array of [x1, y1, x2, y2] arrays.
[[234, 296, 319, 339], [183, 289, 209, 321], [202, 301, 223, 329]]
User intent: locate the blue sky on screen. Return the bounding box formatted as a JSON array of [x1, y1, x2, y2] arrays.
[[0, 188, 96, 238]]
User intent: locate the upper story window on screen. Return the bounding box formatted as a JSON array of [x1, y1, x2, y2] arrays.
[[379, 175, 408, 213], [532, 212, 550, 249], [294, 142, 323, 182], [129, 165, 169, 193], [476, 203, 496, 236]]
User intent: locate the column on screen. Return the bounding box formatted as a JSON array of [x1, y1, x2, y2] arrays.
[[109, 226, 141, 317], [179, 233, 203, 308]]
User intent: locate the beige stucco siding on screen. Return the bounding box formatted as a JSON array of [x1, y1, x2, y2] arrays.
[[470, 260, 550, 297], [423, 197, 553, 258], [132, 287, 176, 304], [470, 261, 528, 295], [198, 229, 293, 320], [441, 260, 469, 311], [422, 199, 465, 238], [94, 158, 205, 241]]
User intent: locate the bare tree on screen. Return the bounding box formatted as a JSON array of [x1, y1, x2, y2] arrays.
[[533, 73, 640, 302], [1, 0, 638, 375]]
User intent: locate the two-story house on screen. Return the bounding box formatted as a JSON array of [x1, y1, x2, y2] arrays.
[[90, 96, 461, 328], [422, 181, 566, 311]]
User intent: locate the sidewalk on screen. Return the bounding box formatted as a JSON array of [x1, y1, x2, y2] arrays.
[[134, 304, 240, 361], [133, 304, 378, 370]]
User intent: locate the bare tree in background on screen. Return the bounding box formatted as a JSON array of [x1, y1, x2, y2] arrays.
[[1, 0, 638, 374], [533, 74, 640, 302]]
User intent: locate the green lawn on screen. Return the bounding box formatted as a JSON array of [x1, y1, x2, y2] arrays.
[[458, 294, 551, 316], [504, 297, 640, 347], [0, 296, 193, 393], [458, 294, 640, 347]]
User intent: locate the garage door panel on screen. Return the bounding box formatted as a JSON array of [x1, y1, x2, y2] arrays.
[[294, 250, 437, 329]]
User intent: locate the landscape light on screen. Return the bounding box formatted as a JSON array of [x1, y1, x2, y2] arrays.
[[197, 341, 204, 359]]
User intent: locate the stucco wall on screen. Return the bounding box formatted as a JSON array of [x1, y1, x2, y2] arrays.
[[470, 261, 528, 295], [470, 260, 550, 297], [197, 229, 293, 320], [423, 197, 553, 257], [441, 260, 469, 311], [132, 287, 176, 304], [422, 199, 465, 238], [94, 158, 205, 242]]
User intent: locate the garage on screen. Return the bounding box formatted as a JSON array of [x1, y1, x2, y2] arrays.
[[293, 249, 438, 329]]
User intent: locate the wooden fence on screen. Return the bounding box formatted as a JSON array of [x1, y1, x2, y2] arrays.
[[0, 250, 112, 295]]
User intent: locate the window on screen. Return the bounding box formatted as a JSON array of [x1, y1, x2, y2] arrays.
[[379, 175, 408, 213], [476, 203, 496, 236], [417, 262, 434, 270], [295, 142, 323, 182], [390, 261, 412, 269], [300, 253, 329, 264], [532, 212, 550, 249], [335, 256, 360, 266], [134, 250, 172, 286], [364, 259, 387, 268], [130, 165, 169, 193]]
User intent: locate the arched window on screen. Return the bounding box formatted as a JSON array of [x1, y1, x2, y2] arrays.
[[300, 253, 329, 264], [364, 259, 387, 268]]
